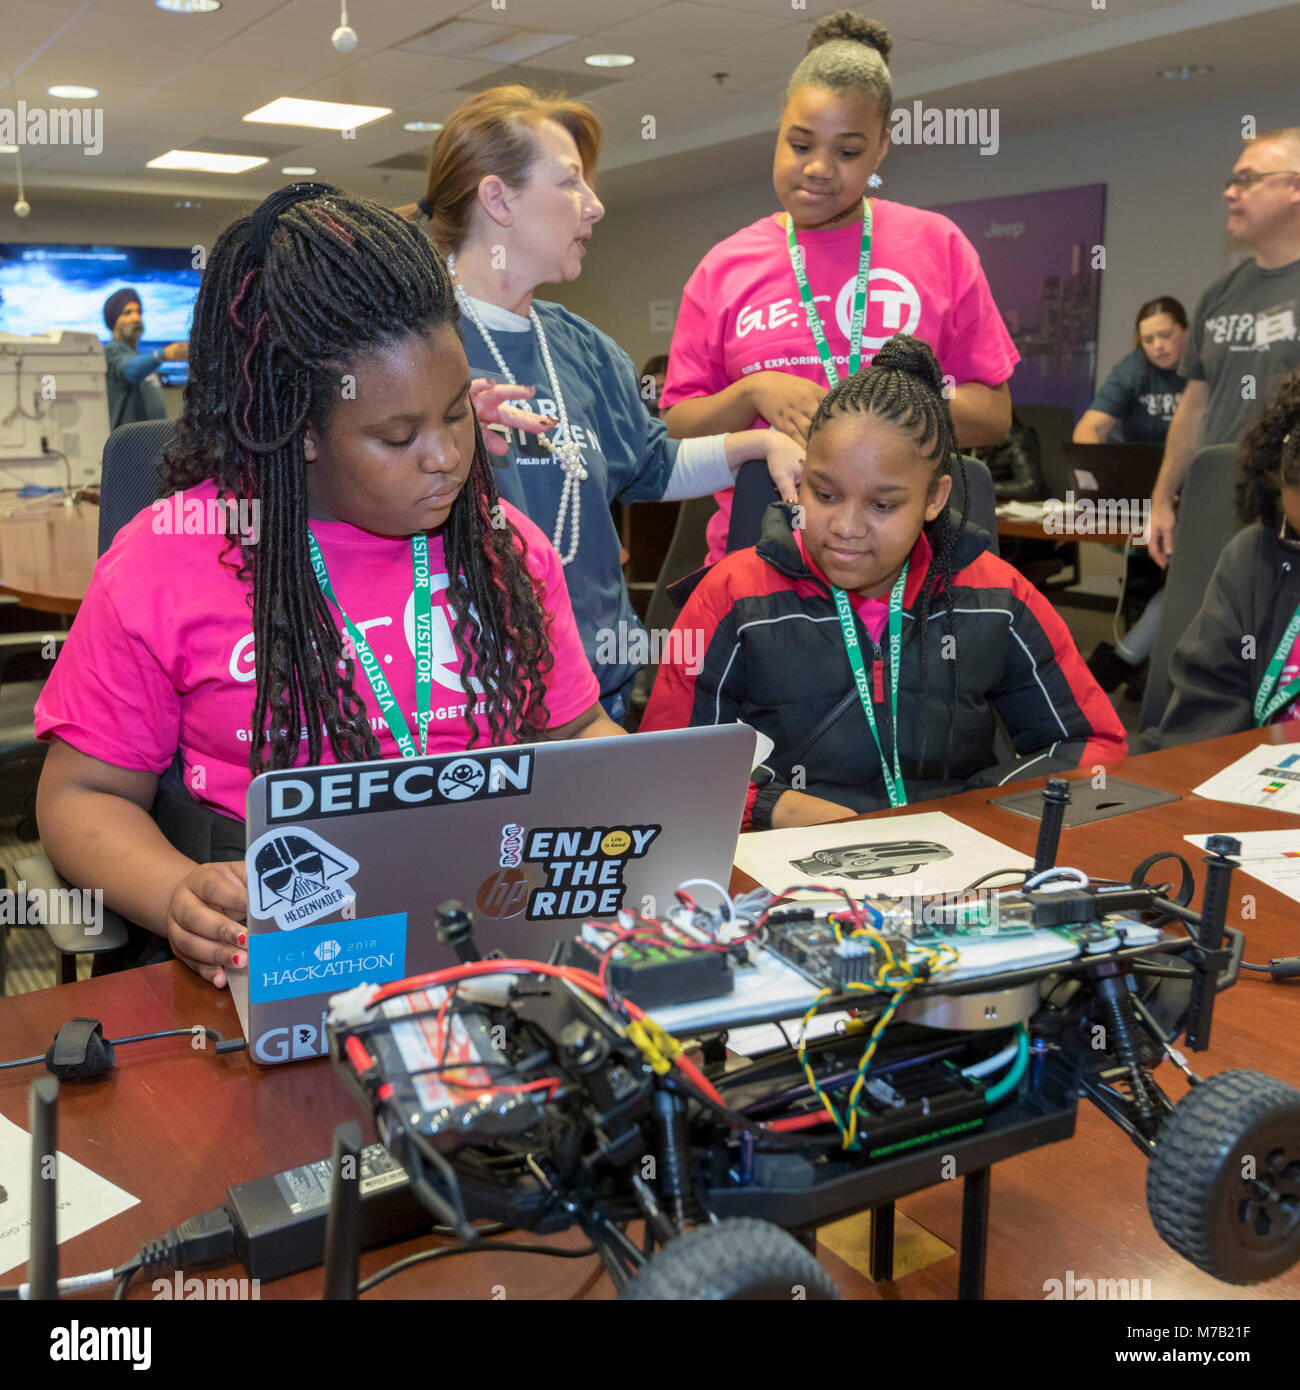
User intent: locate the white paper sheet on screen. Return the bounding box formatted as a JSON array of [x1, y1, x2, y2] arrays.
[[0, 1112, 140, 1277], [1184, 829, 1300, 905], [733, 811, 1034, 901], [1191, 744, 1300, 816]]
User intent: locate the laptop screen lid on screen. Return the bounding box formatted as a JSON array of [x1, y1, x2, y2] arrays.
[[230, 723, 756, 1063]]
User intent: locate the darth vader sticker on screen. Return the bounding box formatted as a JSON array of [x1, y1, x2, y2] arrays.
[[246, 826, 360, 930]]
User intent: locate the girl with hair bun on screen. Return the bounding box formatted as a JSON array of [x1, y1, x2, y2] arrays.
[[644, 335, 1124, 828], [404, 86, 804, 724], [662, 11, 1019, 563]]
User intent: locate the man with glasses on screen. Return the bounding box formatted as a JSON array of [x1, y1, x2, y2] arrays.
[[1149, 128, 1300, 568]]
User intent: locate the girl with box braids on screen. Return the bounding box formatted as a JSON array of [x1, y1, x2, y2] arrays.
[[161, 185, 552, 773], [806, 334, 970, 777]]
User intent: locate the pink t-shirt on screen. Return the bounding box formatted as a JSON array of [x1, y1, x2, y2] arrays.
[[35, 483, 599, 821], [662, 200, 1020, 561]]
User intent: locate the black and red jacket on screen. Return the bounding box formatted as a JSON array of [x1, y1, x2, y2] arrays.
[[642, 505, 1126, 827]]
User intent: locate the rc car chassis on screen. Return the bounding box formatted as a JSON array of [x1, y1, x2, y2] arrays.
[[328, 788, 1300, 1300]]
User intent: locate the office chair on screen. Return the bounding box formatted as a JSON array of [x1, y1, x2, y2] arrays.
[[10, 420, 177, 986], [1011, 404, 1081, 589], [98, 418, 177, 553], [630, 496, 715, 721], [1139, 445, 1239, 734]]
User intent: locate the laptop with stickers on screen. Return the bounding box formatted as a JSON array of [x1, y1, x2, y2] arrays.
[[229, 723, 756, 1064]]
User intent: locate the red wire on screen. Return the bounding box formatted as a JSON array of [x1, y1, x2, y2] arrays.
[[364, 959, 732, 1110], [764, 1111, 835, 1132]]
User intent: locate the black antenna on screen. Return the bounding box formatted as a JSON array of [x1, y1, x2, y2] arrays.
[[28, 1076, 59, 1300], [1185, 836, 1238, 1050], [436, 900, 480, 964], [322, 1121, 364, 1300], [1033, 778, 1071, 873]]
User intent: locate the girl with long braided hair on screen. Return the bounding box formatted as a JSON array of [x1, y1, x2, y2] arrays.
[[644, 335, 1125, 827], [35, 185, 617, 987]]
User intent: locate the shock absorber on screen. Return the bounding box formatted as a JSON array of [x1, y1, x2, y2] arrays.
[[652, 1091, 693, 1229], [1093, 967, 1157, 1134]]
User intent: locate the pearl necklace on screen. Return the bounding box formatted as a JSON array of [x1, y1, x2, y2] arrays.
[[448, 253, 586, 564]]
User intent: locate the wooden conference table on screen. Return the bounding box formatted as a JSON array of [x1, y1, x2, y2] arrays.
[[1, 726, 1298, 1301], [0, 492, 99, 616]]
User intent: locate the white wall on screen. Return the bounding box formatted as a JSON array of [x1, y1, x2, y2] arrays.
[[548, 85, 1297, 388]]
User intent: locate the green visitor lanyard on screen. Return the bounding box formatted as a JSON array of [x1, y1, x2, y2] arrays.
[[785, 197, 872, 387], [832, 559, 908, 808], [1253, 602, 1300, 726], [307, 529, 434, 758]]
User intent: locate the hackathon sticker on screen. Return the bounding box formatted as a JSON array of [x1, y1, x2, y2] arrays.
[[246, 826, 360, 931]]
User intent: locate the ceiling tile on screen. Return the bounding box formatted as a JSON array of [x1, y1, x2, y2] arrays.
[[456, 0, 657, 32], [594, 1, 791, 53], [294, 50, 503, 106], [511, 34, 702, 82]]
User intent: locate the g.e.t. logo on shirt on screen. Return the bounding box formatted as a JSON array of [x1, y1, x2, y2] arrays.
[[227, 580, 485, 742], [735, 268, 924, 362]]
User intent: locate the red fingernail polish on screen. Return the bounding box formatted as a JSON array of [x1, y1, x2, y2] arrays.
[[238, 932, 248, 947], [231, 953, 242, 967]]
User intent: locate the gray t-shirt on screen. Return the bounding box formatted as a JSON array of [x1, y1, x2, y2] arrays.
[[1181, 255, 1300, 446]]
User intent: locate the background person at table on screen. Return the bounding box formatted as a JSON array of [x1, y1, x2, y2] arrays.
[[1144, 369, 1300, 749], [1075, 297, 1188, 696], [402, 87, 802, 725], [36, 186, 619, 988], [102, 286, 188, 429], [643, 336, 1125, 829], [1149, 128, 1300, 568], [660, 12, 1017, 565], [1074, 297, 1188, 444]]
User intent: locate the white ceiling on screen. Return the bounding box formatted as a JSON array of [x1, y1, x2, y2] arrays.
[[1, 0, 1297, 214]]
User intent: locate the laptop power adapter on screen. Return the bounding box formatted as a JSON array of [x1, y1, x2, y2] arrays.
[[224, 1142, 433, 1283]]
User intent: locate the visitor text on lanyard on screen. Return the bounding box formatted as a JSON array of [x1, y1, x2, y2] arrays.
[[786, 197, 873, 389], [307, 529, 434, 758], [832, 559, 908, 808]]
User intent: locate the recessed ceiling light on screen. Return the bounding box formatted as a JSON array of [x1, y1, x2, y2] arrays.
[[172, 199, 203, 207], [47, 85, 99, 99], [584, 54, 635, 68], [148, 149, 268, 173], [155, 0, 221, 11], [281, 165, 318, 175], [403, 121, 443, 134], [244, 97, 390, 131], [0, 145, 17, 154], [1158, 64, 1212, 79]]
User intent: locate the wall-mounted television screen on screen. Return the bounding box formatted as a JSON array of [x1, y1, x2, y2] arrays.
[[0, 243, 199, 385]]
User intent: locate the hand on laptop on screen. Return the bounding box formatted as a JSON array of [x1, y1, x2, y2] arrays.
[[165, 861, 248, 989]]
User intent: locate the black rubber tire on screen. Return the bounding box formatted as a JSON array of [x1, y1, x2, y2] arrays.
[[1147, 1069, 1300, 1284], [620, 1219, 842, 1301]]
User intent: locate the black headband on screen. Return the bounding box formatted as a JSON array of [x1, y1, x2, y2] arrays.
[[248, 181, 341, 263]]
